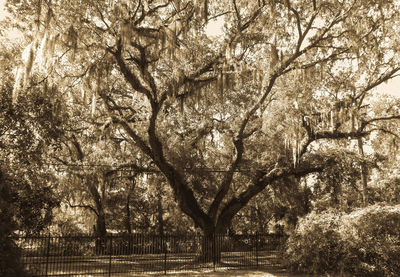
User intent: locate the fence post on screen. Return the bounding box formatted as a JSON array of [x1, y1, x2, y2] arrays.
[[108, 234, 112, 277], [163, 235, 167, 275], [45, 233, 51, 277], [256, 233, 259, 268], [213, 233, 216, 272]]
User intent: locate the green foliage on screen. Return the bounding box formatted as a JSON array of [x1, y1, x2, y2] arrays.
[[285, 205, 400, 276], [0, 41, 57, 275], [285, 210, 345, 274], [311, 149, 367, 210], [344, 205, 400, 276], [369, 176, 400, 204], [231, 177, 313, 235], [0, 236, 29, 277], [12, 180, 59, 234], [0, 169, 30, 277]]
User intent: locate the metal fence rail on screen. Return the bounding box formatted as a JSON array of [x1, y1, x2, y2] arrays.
[[14, 233, 286, 276]]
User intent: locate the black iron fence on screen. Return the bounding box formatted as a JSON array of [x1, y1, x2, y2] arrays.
[[14, 233, 286, 276]]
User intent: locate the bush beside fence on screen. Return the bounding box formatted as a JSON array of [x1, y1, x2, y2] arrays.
[[285, 204, 400, 277]]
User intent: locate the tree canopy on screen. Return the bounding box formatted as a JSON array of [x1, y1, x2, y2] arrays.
[[4, 0, 400, 235]]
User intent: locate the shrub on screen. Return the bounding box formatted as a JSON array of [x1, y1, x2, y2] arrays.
[[285, 204, 400, 276], [0, 170, 30, 277], [0, 236, 30, 277], [342, 205, 400, 276], [285, 210, 346, 274]]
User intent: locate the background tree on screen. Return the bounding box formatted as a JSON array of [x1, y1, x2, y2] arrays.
[[0, 35, 58, 276], [0, 37, 60, 235]]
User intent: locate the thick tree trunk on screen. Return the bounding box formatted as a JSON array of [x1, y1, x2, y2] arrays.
[[200, 234, 217, 263], [199, 235, 220, 263], [198, 225, 226, 263]]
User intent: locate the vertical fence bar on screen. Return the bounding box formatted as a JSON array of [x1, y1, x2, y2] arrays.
[[163, 235, 167, 275], [54, 236, 59, 274], [256, 233, 259, 268], [219, 234, 222, 269], [45, 234, 51, 277], [213, 233, 216, 272], [108, 234, 112, 277], [67, 237, 71, 276]]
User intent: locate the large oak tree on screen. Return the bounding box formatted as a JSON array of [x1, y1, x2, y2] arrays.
[[7, 0, 400, 236]]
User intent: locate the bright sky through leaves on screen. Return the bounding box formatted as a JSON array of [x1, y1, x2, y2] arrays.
[[4, 3, 397, 98], [0, 0, 399, 97], [0, 0, 22, 40], [0, 0, 6, 20], [205, 17, 225, 38]]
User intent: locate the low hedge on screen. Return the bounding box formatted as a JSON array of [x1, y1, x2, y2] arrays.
[[285, 204, 400, 276]]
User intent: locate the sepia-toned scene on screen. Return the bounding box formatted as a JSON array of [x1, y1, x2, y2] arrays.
[[1, 0, 400, 276]]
